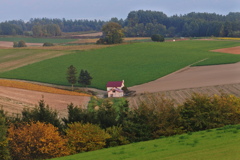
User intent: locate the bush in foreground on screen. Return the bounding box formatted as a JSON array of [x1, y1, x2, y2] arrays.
[[0, 111, 10, 160], [65, 122, 111, 154], [179, 93, 240, 132], [8, 121, 70, 160]]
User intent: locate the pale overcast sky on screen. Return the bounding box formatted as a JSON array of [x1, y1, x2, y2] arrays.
[[0, 0, 239, 22]]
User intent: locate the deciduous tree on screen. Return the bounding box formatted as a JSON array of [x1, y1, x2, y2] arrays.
[[99, 22, 124, 44], [179, 93, 240, 132], [8, 121, 70, 160], [106, 126, 129, 147], [0, 110, 10, 160], [65, 122, 111, 153]]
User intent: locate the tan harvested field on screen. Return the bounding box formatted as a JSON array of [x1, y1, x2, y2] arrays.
[[72, 32, 103, 37], [68, 38, 99, 44], [129, 62, 240, 94], [0, 86, 91, 118], [211, 46, 240, 54], [1, 81, 239, 118], [128, 62, 240, 106], [0, 79, 90, 118], [128, 83, 240, 107], [0, 79, 90, 96], [27, 44, 111, 50], [124, 37, 151, 41], [0, 41, 43, 48]]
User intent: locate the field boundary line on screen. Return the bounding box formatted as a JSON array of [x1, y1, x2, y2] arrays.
[[160, 58, 209, 79]]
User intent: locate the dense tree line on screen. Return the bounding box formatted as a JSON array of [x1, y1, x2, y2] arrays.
[[0, 11, 239, 37], [1, 92, 240, 159], [124, 10, 240, 37], [0, 18, 105, 36]]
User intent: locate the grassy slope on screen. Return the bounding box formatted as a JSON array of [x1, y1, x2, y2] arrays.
[[0, 40, 239, 90], [0, 37, 76, 43], [53, 125, 240, 160]]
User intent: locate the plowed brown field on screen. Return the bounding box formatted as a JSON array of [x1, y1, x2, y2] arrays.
[[128, 83, 240, 107], [0, 86, 90, 118], [211, 46, 240, 54], [129, 62, 240, 94]]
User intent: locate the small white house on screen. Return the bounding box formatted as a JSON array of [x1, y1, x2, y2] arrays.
[[106, 80, 124, 97]]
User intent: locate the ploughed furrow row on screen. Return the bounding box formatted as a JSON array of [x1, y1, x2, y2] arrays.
[[128, 83, 240, 107]]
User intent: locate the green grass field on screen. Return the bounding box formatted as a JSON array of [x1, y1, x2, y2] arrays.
[[0, 49, 71, 72], [52, 125, 240, 160], [0, 40, 239, 90], [0, 36, 76, 43]]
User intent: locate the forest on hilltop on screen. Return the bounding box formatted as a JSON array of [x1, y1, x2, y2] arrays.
[[0, 10, 240, 37]]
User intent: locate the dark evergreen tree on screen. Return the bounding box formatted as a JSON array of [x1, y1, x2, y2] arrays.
[[66, 65, 77, 91], [78, 69, 93, 87], [62, 103, 95, 125], [22, 98, 62, 130]]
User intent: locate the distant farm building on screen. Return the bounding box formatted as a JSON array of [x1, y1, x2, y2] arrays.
[[106, 80, 124, 97]]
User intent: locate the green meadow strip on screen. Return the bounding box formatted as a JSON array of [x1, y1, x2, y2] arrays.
[[52, 125, 240, 160], [0, 40, 239, 90]]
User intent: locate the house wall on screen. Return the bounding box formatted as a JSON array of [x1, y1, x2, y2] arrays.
[[108, 91, 123, 97]]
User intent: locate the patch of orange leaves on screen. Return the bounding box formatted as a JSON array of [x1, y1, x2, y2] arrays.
[[0, 79, 90, 96]]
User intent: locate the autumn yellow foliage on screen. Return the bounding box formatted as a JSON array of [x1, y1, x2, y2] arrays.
[[0, 79, 90, 96], [0, 113, 10, 160], [8, 121, 70, 160], [65, 122, 111, 153]]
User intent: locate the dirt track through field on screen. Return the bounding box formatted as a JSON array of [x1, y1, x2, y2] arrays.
[[129, 62, 240, 94]]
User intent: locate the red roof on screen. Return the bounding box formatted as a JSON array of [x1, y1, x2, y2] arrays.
[[106, 81, 123, 87]]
